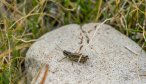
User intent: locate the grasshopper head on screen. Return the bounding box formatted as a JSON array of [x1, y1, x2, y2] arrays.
[[63, 50, 72, 57]]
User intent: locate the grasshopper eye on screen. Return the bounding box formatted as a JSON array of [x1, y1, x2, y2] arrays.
[[86, 56, 89, 59]]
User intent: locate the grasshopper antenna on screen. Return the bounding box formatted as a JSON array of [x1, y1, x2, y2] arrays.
[[55, 43, 67, 62], [55, 43, 63, 52]]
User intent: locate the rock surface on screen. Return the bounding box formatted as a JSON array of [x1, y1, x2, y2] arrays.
[[25, 23, 146, 84]]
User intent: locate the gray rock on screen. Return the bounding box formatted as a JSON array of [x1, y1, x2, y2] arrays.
[[25, 23, 146, 84]]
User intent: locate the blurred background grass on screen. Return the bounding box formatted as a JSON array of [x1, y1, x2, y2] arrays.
[[0, 0, 146, 83]]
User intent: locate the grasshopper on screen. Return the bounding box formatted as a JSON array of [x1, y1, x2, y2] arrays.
[[56, 44, 89, 63], [62, 50, 89, 63]]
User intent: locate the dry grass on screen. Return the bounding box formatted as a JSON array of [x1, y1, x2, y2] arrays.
[[0, 0, 146, 83]]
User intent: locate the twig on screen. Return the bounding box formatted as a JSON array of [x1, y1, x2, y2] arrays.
[[85, 18, 113, 49], [12, 35, 37, 43], [124, 46, 139, 55]]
